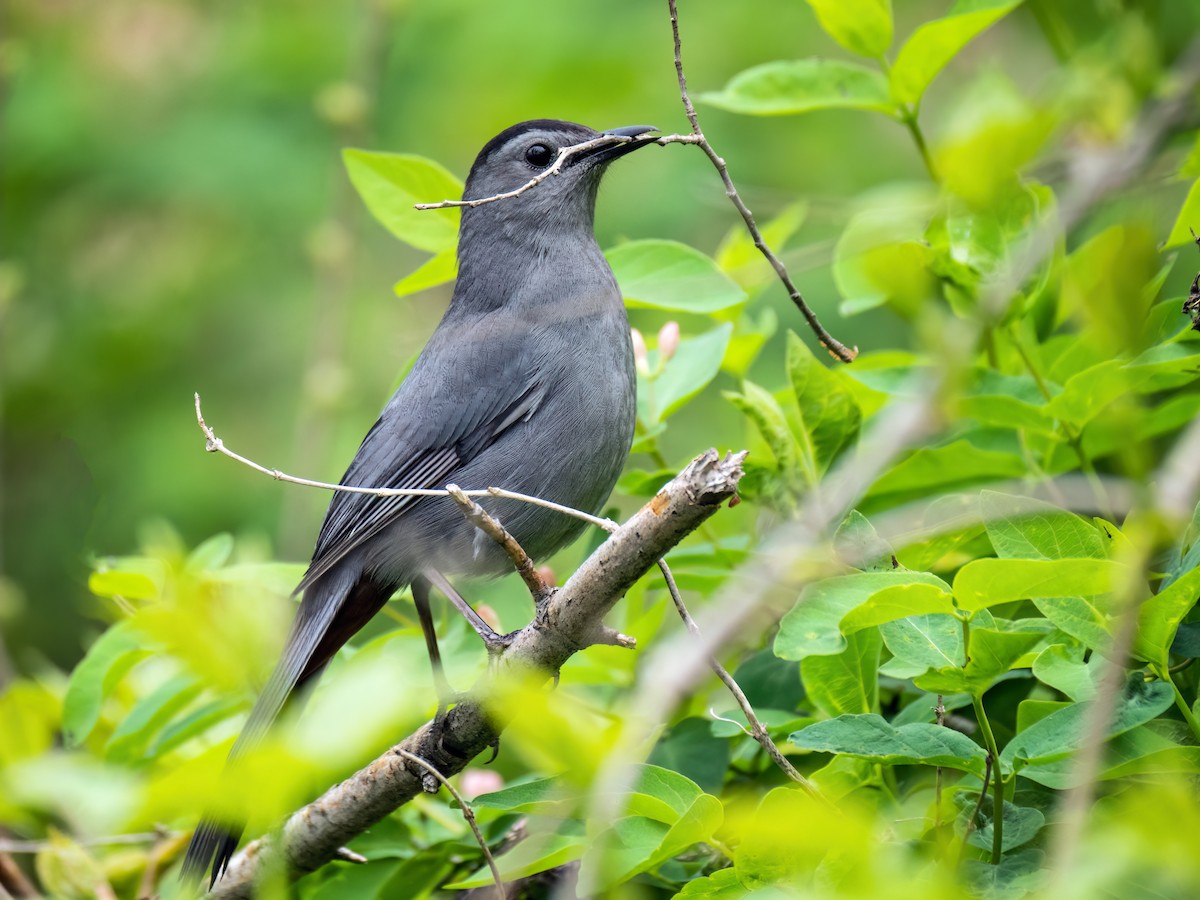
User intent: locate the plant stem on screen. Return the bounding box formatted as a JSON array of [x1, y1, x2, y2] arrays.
[[1008, 328, 1113, 519], [972, 694, 1005, 864], [1155, 664, 1200, 742], [901, 110, 938, 183]]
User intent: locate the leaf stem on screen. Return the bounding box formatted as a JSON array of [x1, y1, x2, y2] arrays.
[[901, 109, 938, 183], [971, 694, 1004, 864], [1154, 663, 1200, 743]]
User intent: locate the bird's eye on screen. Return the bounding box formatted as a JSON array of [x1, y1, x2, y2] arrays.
[[525, 143, 554, 168]]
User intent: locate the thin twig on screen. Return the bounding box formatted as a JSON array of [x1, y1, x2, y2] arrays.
[[416, 133, 657, 209], [934, 694, 946, 840], [656, 559, 824, 801], [195, 393, 616, 532], [665, 0, 856, 363], [394, 750, 503, 895], [958, 755, 993, 865], [0, 831, 173, 854], [446, 483, 549, 604]]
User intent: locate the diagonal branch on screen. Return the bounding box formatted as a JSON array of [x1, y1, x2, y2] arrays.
[[207, 450, 745, 898], [665, 0, 856, 363]]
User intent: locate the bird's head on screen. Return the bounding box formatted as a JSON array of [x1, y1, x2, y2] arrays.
[[460, 119, 657, 235]]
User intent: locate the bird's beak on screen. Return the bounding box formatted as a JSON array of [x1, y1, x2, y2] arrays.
[[575, 125, 659, 165]]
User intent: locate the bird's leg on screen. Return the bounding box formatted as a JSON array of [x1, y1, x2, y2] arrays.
[[421, 567, 515, 657], [412, 576, 455, 717]]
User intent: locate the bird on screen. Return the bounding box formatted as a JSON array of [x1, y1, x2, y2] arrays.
[[181, 119, 657, 886]]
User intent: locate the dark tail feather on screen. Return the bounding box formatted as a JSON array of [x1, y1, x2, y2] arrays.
[[180, 819, 241, 888], [180, 570, 394, 887]]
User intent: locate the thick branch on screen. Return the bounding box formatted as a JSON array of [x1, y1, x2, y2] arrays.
[[208, 449, 745, 898]]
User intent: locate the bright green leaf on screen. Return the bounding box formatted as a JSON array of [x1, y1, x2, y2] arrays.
[[105, 673, 203, 762], [890, 0, 1026, 107], [343, 149, 461, 253], [981, 491, 1108, 560], [62, 620, 153, 747], [1165, 178, 1200, 249], [700, 59, 897, 117], [952, 558, 1127, 612], [786, 331, 862, 473], [806, 0, 893, 58], [775, 571, 954, 659], [1031, 644, 1096, 701], [393, 247, 457, 297], [607, 240, 747, 313], [1133, 564, 1200, 667]]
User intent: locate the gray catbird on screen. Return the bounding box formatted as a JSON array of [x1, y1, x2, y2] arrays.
[[182, 119, 656, 885]]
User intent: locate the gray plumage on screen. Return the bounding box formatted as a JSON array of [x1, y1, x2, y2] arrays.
[[181, 119, 654, 886]]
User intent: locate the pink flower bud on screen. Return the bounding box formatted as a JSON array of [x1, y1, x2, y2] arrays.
[[460, 768, 504, 799], [631, 328, 649, 376], [657, 321, 680, 363]]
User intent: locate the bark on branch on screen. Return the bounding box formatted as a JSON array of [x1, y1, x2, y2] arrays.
[[209, 449, 746, 898]]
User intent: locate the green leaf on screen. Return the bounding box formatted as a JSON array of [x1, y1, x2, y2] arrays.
[[616, 467, 676, 497], [62, 620, 153, 747], [1020, 721, 1200, 788], [147, 695, 246, 757], [87, 569, 159, 602], [0, 681, 60, 766], [641, 323, 732, 424], [650, 718, 732, 794], [1032, 596, 1113, 651], [607, 239, 747, 313], [676, 867, 744, 898], [105, 673, 203, 762], [1133, 564, 1200, 667], [868, 439, 1026, 499], [471, 775, 575, 816], [914, 626, 1044, 695], [700, 59, 897, 117], [786, 331, 862, 472], [581, 794, 723, 892], [1165, 178, 1200, 249], [1045, 359, 1139, 428], [775, 571, 954, 659], [999, 675, 1174, 774], [342, 149, 462, 253], [716, 204, 807, 290], [879, 613, 964, 678], [393, 247, 457, 297], [1031, 644, 1096, 701], [889, 0, 1026, 107], [184, 533, 234, 574], [960, 796, 1046, 852], [952, 558, 1127, 612], [801, 627, 881, 716], [447, 824, 586, 889], [833, 510, 895, 572], [962, 848, 1046, 898], [981, 491, 1108, 560], [805, 0, 893, 58], [789, 713, 988, 776], [725, 380, 810, 487]]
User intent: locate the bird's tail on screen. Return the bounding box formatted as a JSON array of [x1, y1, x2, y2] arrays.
[[180, 570, 393, 888]]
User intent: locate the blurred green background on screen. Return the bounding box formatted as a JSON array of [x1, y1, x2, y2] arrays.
[[3, 0, 1197, 671]]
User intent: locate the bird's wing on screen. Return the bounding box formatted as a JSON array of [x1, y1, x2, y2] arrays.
[[295, 336, 547, 593]]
